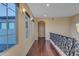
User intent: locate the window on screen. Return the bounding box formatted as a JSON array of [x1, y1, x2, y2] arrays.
[[0, 3, 17, 52], [0, 4, 6, 17], [1, 23, 7, 29], [8, 4, 16, 12], [25, 14, 30, 38], [8, 23, 15, 29]]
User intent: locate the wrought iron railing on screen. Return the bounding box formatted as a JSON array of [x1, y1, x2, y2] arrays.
[[50, 33, 79, 56]]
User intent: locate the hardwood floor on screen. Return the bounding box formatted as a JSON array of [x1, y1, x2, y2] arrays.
[[26, 38, 59, 56]]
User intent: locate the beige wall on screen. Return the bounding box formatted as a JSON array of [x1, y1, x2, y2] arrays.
[[70, 14, 79, 41], [2, 4, 35, 56], [35, 17, 72, 40], [33, 18, 38, 40], [34, 15, 79, 41], [45, 18, 72, 40], [35, 16, 79, 41]]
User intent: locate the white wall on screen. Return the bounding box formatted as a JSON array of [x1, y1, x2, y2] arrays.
[[70, 14, 79, 41], [1, 4, 35, 56]]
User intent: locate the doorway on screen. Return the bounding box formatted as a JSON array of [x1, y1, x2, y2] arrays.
[[38, 21, 45, 40]]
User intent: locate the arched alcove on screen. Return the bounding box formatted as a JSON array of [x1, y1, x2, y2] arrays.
[[38, 21, 45, 40]]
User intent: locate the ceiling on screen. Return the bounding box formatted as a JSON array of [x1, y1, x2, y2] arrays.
[[27, 3, 79, 18]]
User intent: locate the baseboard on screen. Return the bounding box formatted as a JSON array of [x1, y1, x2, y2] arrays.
[[38, 37, 45, 39]]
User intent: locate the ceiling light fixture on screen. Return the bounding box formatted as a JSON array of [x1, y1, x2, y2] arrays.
[[21, 6, 26, 13], [46, 3, 50, 7], [76, 23, 79, 33], [22, 8, 26, 13], [30, 17, 33, 20]]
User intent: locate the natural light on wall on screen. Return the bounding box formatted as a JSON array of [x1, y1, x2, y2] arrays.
[[76, 23, 79, 33]]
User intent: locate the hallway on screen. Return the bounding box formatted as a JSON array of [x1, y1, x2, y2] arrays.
[[0, 3, 79, 56], [27, 38, 59, 56]]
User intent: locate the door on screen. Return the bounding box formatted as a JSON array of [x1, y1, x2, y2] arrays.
[[38, 21, 45, 40]]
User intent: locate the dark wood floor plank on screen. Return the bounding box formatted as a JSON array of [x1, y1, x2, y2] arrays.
[[26, 38, 59, 56]]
